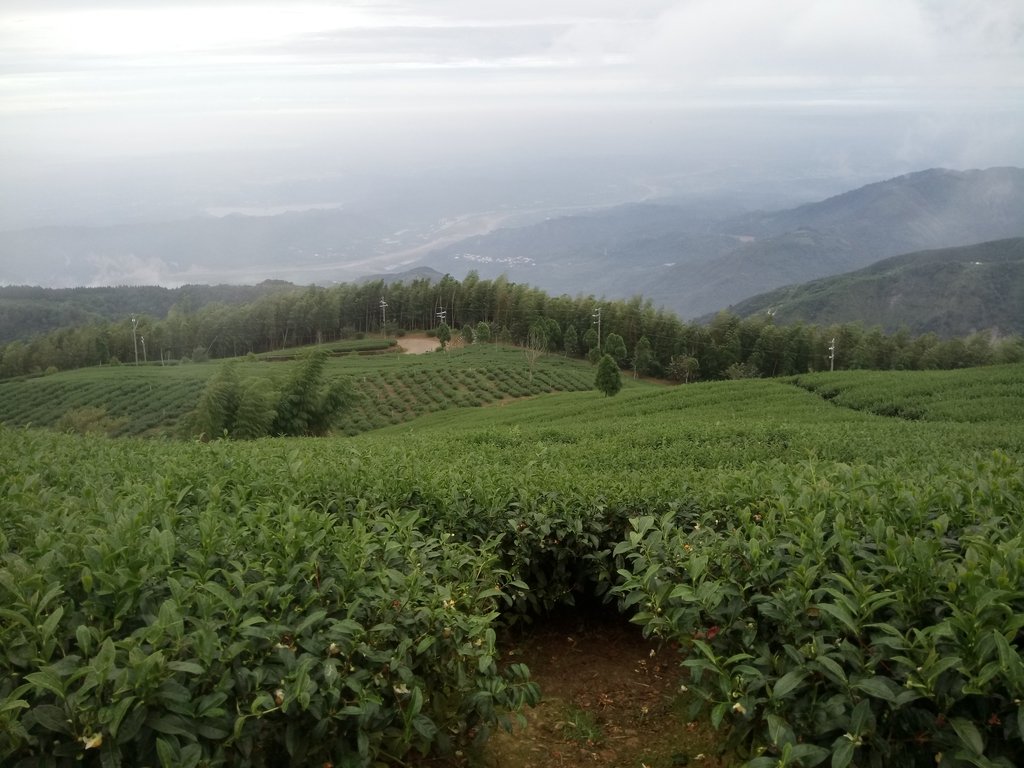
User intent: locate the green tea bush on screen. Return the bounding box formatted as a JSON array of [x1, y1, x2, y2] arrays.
[[613, 454, 1024, 767], [0, 435, 539, 766], [3, 364, 1023, 767]]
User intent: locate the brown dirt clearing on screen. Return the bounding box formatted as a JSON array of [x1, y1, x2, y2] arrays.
[[421, 609, 730, 767], [398, 336, 441, 354]]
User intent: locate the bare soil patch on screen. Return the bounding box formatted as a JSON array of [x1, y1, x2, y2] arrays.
[[398, 336, 441, 354], [419, 608, 730, 767]]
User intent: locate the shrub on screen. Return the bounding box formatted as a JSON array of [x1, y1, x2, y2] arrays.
[[54, 406, 126, 436], [595, 354, 622, 397]]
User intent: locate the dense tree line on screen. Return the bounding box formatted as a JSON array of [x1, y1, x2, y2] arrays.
[[0, 281, 298, 344], [1, 271, 1022, 381]]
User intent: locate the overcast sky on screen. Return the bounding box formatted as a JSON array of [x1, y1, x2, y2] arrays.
[[1, 0, 1022, 222]]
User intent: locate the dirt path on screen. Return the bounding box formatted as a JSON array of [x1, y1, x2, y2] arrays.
[[406, 609, 729, 767], [479, 611, 728, 768]]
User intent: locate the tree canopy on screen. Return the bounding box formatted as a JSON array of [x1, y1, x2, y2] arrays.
[[2, 274, 1021, 382], [595, 354, 623, 397], [187, 351, 354, 438]]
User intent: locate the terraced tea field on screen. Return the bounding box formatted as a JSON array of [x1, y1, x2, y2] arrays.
[[1, 359, 1022, 767], [0, 342, 597, 437]]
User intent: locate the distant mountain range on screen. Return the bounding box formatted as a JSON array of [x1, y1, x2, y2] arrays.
[[723, 238, 1024, 337], [2, 167, 1022, 331], [417, 167, 1024, 318]]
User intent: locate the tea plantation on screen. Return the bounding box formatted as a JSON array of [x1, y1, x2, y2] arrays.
[[0, 343, 594, 437], [1, 353, 1023, 767]]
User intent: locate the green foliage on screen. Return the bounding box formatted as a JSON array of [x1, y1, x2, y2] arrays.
[[3, 270, 1021, 382], [613, 453, 1024, 766], [187, 363, 278, 439], [53, 406, 126, 436], [188, 362, 244, 437], [632, 335, 657, 377], [1, 365, 1024, 765], [529, 317, 561, 352], [270, 351, 354, 437], [791, 365, 1024, 423], [604, 333, 627, 366], [0, 433, 539, 765], [562, 705, 603, 745], [188, 352, 355, 439], [563, 324, 579, 357], [437, 322, 451, 350], [474, 321, 491, 344], [0, 345, 597, 438], [668, 355, 700, 383], [594, 354, 623, 397], [729, 238, 1024, 337], [724, 361, 759, 379]]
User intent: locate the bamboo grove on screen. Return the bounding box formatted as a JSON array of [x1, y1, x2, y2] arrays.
[[3, 273, 1022, 380]]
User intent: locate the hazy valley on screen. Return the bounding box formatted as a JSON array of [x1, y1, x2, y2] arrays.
[[4, 168, 1022, 330]]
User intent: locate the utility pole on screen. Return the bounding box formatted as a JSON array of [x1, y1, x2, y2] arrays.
[[131, 315, 139, 366], [379, 297, 388, 331], [436, 307, 447, 326], [140, 335, 147, 363], [592, 307, 602, 353], [829, 337, 836, 372]]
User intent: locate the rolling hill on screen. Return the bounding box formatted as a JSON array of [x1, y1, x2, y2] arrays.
[[3, 167, 1022, 334], [725, 238, 1024, 336], [0, 343, 596, 437], [419, 167, 1024, 318], [0, 281, 298, 344]]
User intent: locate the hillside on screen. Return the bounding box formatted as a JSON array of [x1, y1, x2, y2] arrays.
[[418, 167, 1024, 318], [725, 238, 1024, 335], [4, 168, 1022, 331], [3, 362, 1023, 766], [738, 167, 1024, 252], [0, 282, 298, 344], [418, 203, 743, 299], [0, 342, 598, 437]]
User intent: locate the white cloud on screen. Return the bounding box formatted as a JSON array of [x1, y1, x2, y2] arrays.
[[0, 0, 1020, 173], [627, 0, 1022, 102]]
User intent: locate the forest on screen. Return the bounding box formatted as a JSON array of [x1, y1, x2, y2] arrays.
[[1, 273, 1021, 381]]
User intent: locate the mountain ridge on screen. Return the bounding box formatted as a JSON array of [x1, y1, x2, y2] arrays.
[[2, 167, 1022, 327], [417, 166, 1024, 317], [723, 238, 1024, 336]]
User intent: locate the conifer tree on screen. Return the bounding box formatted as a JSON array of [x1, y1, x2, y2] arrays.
[[594, 354, 622, 397]]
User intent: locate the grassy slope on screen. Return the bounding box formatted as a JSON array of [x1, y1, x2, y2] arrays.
[[4, 364, 1020, 521], [727, 238, 1024, 335], [0, 342, 601, 437], [362, 364, 1024, 492], [790, 364, 1024, 423]]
